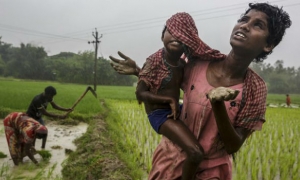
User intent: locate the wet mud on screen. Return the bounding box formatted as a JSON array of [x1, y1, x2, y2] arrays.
[[0, 120, 88, 178]]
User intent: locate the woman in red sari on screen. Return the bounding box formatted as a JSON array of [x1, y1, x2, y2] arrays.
[[3, 112, 48, 165]]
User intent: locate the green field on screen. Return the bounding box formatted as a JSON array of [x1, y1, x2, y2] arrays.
[[0, 78, 299, 179], [0, 79, 136, 119]]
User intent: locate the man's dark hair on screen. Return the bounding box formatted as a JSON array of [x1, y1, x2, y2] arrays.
[[44, 86, 57, 96], [243, 2, 292, 62]]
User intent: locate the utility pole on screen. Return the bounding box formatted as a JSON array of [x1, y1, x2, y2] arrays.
[[88, 28, 102, 91]]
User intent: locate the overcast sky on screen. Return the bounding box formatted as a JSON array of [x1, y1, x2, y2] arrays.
[[0, 0, 298, 68]]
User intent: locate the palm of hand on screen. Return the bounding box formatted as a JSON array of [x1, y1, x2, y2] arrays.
[[207, 87, 239, 103], [109, 51, 137, 75]]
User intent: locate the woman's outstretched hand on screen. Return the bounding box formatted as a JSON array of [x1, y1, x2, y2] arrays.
[[207, 87, 239, 103], [109, 51, 138, 75]]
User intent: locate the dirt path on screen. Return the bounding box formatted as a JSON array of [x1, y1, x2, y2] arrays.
[[0, 120, 88, 178]]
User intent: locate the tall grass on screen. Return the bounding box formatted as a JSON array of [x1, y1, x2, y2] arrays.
[[106, 100, 300, 179], [233, 108, 300, 179], [106, 99, 160, 174]]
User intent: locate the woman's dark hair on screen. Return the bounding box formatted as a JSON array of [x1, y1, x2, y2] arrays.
[[243, 3, 291, 62], [44, 86, 57, 96]]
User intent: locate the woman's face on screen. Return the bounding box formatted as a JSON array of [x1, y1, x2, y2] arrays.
[[162, 29, 184, 55], [230, 9, 273, 56]]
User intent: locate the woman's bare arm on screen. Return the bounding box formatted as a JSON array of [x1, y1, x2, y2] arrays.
[[207, 87, 250, 154], [24, 143, 38, 164]]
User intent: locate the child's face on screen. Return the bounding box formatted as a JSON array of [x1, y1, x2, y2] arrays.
[[162, 29, 184, 55]]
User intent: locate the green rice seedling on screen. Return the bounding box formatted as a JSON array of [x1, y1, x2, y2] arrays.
[[65, 148, 73, 154], [37, 150, 52, 161], [0, 162, 10, 178], [106, 99, 161, 173], [233, 107, 299, 179], [45, 163, 59, 180], [0, 151, 7, 158], [51, 145, 62, 149], [107, 99, 299, 179]]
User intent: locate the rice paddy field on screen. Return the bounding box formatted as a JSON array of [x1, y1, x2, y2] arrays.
[[107, 100, 300, 180], [0, 78, 299, 179]]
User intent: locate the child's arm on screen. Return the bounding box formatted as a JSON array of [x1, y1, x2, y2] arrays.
[[136, 81, 179, 119], [109, 51, 140, 76]]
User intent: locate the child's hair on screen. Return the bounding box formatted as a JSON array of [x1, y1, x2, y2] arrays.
[[161, 26, 167, 39], [44, 86, 57, 96], [243, 2, 292, 62]]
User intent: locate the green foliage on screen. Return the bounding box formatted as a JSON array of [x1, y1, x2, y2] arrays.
[[6, 43, 47, 80], [250, 60, 300, 93], [0, 40, 137, 86]]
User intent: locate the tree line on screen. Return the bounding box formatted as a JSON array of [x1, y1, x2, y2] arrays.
[[0, 37, 137, 86], [250, 60, 300, 94], [0, 37, 299, 94]]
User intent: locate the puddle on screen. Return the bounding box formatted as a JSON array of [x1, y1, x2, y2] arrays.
[[0, 120, 88, 178]]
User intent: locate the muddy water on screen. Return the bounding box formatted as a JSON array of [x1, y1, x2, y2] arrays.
[[0, 120, 88, 178]]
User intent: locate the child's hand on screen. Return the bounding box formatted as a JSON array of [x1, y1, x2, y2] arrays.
[[168, 99, 180, 120], [109, 51, 138, 75], [207, 87, 239, 103]]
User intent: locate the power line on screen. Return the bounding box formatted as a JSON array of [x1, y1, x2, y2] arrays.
[[0, 23, 87, 42], [54, 0, 294, 38], [1, 0, 297, 44], [39, 0, 296, 43], [100, 2, 300, 35], [56, 0, 289, 37]]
